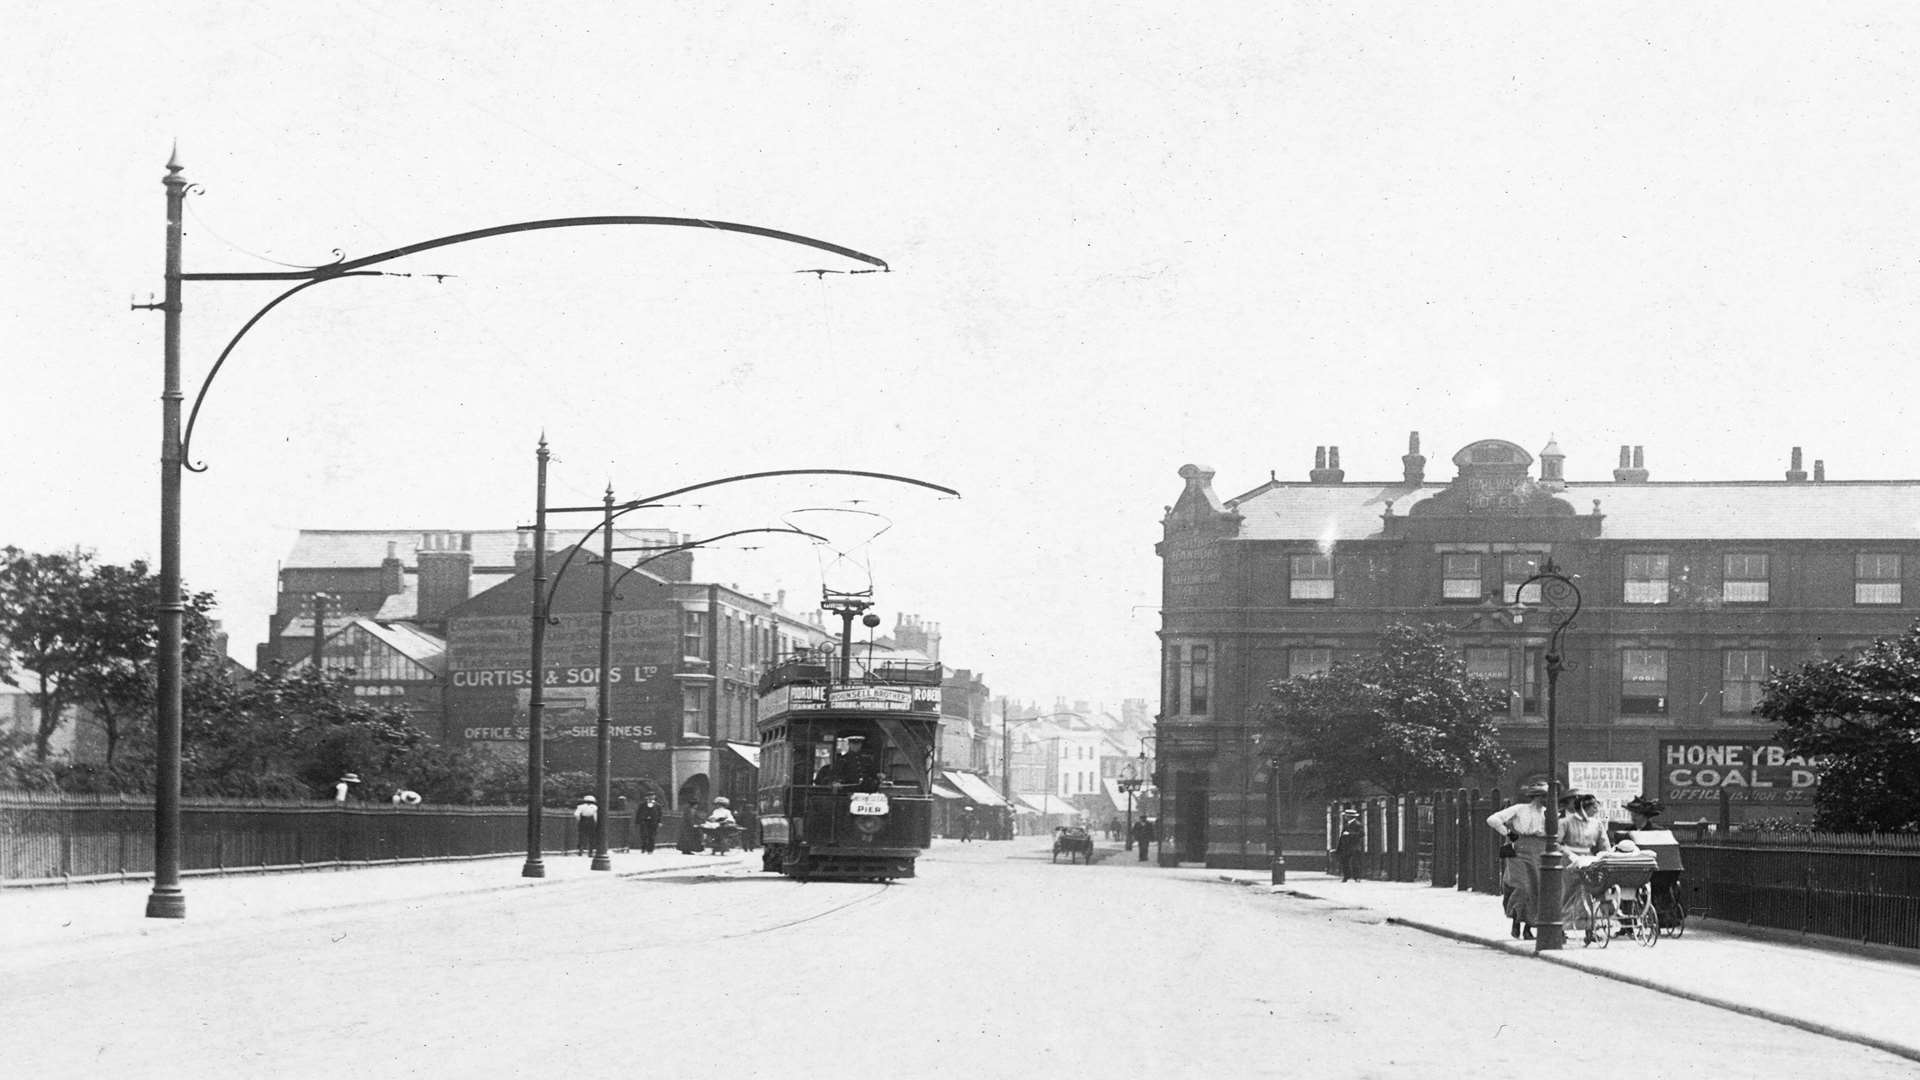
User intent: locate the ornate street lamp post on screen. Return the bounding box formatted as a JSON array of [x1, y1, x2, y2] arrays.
[[141, 150, 890, 917], [1512, 557, 1582, 953]]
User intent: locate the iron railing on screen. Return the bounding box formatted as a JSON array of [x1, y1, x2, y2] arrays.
[[0, 792, 633, 885], [1325, 789, 1920, 950]]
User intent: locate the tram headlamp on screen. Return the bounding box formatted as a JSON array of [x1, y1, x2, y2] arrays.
[[855, 815, 885, 835]]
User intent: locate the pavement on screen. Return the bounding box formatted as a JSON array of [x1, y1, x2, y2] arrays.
[[7, 844, 1917, 1065], [0, 846, 750, 955], [1209, 865, 1920, 1065]]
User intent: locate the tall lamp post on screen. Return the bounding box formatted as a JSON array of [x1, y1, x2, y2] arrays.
[[1512, 557, 1582, 953], [521, 461, 954, 877], [1136, 734, 1159, 864], [142, 150, 891, 917], [1117, 767, 1142, 851]]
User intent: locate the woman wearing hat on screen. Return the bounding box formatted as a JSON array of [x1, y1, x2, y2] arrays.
[[1486, 782, 1551, 939], [1558, 789, 1613, 942]]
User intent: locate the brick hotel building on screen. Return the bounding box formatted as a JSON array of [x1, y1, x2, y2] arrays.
[[1155, 435, 1920, 868]]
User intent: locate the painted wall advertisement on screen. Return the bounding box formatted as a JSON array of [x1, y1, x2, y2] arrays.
[[1658, 740, 1821, 805], [1566, 762, 1643, 823], [445, 612, 676, 772]]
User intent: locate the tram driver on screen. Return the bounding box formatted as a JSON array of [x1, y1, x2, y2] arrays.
[[814, 734, 884, 792]]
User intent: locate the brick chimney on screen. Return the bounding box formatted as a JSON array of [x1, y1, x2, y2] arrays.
[[417, 550, 473, 622], [380, 541, 404, 596], [1401, 431, 1426, 485], [1814, 459, 1825, 482], [1309, 445, 1345, 484], [1785, 446, 1808, 482]]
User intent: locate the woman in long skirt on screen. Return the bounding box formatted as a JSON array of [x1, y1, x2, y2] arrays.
[[1487, 783, 1551, 939]]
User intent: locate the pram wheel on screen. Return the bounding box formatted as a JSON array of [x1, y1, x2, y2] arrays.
[[1594, 884, 1619, 949], [1632, 884, 1660, 947]]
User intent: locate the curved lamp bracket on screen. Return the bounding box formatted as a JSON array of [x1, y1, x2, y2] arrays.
[[178, 216, 891, 470]]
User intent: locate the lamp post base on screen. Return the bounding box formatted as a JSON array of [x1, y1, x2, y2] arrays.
[[144, 887, 186, 919], [590, 854, 612, 871], [521, 857, 547, 879], [1534, 847, 1568, 952]]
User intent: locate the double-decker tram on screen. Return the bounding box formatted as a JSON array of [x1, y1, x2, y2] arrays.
[[756, 590, 940, 881]]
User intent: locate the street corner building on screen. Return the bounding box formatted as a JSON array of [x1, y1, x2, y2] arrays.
[[1153, 434, 1919, 869]]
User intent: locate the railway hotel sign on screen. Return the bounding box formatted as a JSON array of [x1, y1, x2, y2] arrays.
[[1659, 739, 1821, 805]]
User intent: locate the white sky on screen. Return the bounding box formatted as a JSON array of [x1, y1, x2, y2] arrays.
[[6, 4, 1919, 706]]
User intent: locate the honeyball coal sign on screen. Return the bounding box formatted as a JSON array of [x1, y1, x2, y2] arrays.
[[1658, 739, 1822, 805]]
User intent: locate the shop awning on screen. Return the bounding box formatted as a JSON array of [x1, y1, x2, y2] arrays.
[[725, 742, 761, 769], [931, 780, 966, 800], [943, 770, 1008, 808], [1015, 794, 1080, 816]]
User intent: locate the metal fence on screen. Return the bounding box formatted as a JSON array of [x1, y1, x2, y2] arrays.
[[1677, 833, 1920, 950], [1328, 789, 1920, 950], [0, 793, 634, 885]]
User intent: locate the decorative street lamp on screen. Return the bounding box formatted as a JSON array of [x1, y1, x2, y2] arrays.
[[141, 149, 890, 918], [1511, 557, 1582, 953], [1116, 767, 1143, 852]]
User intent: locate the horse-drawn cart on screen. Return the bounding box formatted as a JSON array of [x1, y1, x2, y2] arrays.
[[1051, 826, 1093, 864]]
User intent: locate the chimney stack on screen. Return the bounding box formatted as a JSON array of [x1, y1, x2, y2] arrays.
[[1310, 445, 1345, 484], [1613, 444, 1649, 482], [380, 541, 404, 596], [1786, 446, 1808, 482], [1401, 430, 1426, 485], [1814, 459, 1825, 482]]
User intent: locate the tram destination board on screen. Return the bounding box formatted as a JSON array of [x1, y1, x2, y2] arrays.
[[759, 684, 938, 714]]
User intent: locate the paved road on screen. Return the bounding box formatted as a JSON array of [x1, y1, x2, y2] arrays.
[[3, 840, 1911, 1078]]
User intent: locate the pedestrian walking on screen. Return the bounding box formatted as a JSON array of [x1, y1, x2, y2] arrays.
[[332, 773, 360, 802], [633, 793, 663, 854], [737, 802, 759, 850], [1487, 781, 1551, 939], [573, 794, 599, 856], [959, 806, 976, 842], [1130, 816, 1154, 861], [678, 800, 705, 854], [1334, 809, 1365, 881]]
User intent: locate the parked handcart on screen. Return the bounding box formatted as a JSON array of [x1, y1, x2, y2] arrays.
[[1578, 848, 1662, 947]]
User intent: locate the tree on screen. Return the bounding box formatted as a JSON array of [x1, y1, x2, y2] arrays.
[[1754, 622, 1920, 833], [1261, 622, 1512, 797], [0, 547, 219, 764]]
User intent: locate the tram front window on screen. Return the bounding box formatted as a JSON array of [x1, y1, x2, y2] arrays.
[[814, 735, 882, 791]]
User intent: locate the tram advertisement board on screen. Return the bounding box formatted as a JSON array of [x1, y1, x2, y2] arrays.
[[1566, 762, 1643, 822], [1658, 739, 1820, 805], [759, 684, 938, 714]]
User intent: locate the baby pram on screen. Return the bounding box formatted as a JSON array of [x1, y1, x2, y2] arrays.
[[1577, 848, 1662, 947]]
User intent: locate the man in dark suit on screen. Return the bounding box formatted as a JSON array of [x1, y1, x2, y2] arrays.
[[633, 793, 663, 854]]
